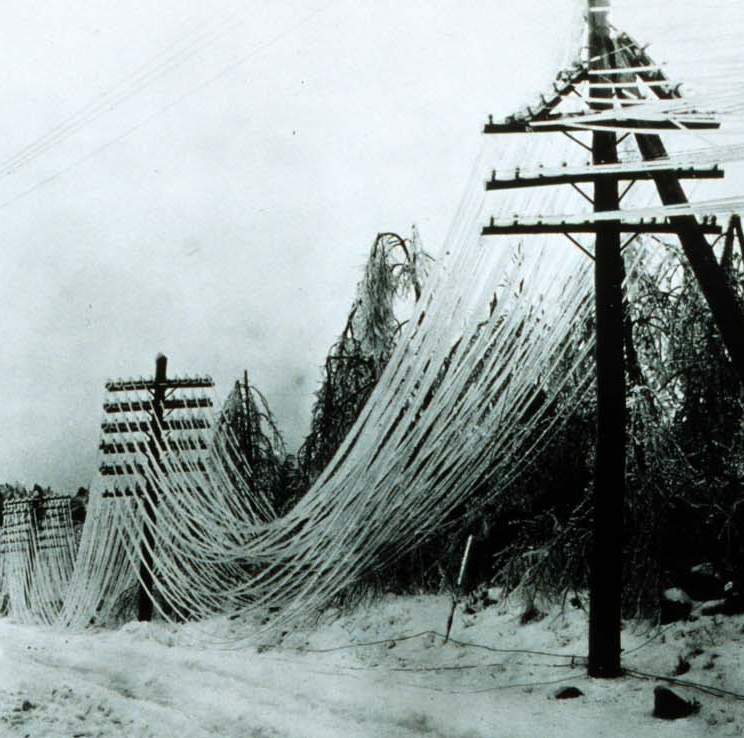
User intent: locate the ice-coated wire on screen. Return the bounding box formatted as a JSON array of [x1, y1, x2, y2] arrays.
[[3, 0, 743, 640]]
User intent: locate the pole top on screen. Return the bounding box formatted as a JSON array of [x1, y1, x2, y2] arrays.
[[587, 0, 611, 53], [588, 0, 610, 33], [155, 353, 168, 382]]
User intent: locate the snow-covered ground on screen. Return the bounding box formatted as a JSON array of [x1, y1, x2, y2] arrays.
[[0, 593, 742, 737]]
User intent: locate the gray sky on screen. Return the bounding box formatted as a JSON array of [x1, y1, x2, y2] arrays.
[[0, 0, 582, 492]]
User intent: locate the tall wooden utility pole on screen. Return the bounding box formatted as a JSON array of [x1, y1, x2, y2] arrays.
[[99, 355, 214, 621], [481, 0, 734, 678], [586, 0, 624, 679]]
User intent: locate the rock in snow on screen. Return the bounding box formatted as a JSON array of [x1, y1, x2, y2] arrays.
[[660, 588, 692, 624], [653, 686, 700, 720], [554, 686, 584, 699]]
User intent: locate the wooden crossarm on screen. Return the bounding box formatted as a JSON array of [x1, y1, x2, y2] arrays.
[[102, 397, 212, 414], [101, 418, 210, 434], [484, 114, 719, 134], [482, 218, 722, 236], [105, 376, 213, 392], [486, 165, 723, 191]]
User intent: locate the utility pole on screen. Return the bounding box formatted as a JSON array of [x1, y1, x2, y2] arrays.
[[137, 353, 167, 622], [586, 0, 625, 678], [481, 0, 733, 680], [99, 355, 214, 622], [621, 38, 744, 385]]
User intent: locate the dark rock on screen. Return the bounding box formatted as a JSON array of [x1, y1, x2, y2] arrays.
[[20, 700, 34, 712], [520, 606, 545, 625], [673, 656, 690, 676], [653, 686, 700, 720], [555, 686, 583, 699], [660, 588, 692, 624], [682, 563, 724, 602]]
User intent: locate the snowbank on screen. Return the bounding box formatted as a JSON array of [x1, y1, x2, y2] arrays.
[[0, 593, 742, 736]]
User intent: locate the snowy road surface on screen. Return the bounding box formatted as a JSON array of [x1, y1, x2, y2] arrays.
[[0, 595, 738, 737]]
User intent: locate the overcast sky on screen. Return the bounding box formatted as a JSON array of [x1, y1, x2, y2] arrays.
[[4, 0, 731, 494]]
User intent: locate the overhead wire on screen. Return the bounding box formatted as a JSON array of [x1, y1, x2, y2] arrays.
[[5, 1, 744, 656]]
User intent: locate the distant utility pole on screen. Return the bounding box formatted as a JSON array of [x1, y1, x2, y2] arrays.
[[138, 353, 167, 622], [100, 354, 214, 621]]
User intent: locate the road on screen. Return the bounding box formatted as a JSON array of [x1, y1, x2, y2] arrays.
[[0, 596, 726, 738]]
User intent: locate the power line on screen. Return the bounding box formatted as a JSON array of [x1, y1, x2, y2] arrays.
[[291, 628, 585, 662], [0, 8, 240, 177], [625, 667, 744, 702], [0, 0, 342, 214]]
